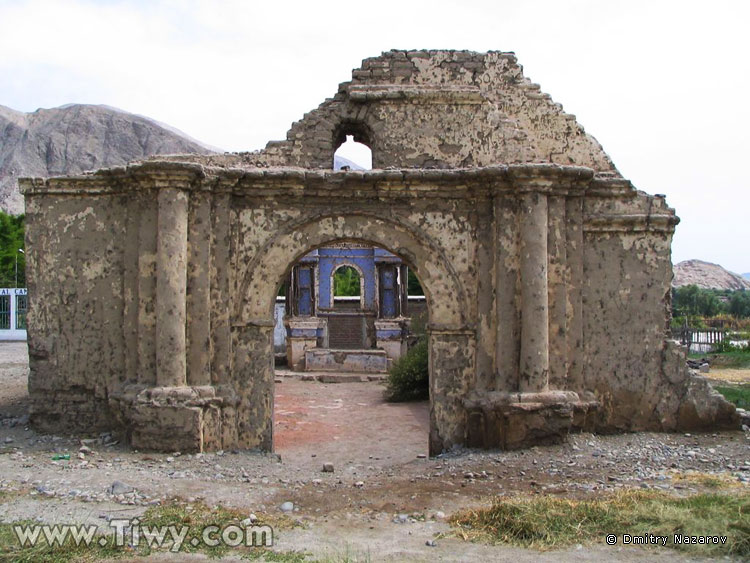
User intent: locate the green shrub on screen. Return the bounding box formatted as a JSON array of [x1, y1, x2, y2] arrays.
[[713, 338, 738, 353], [714, 338, 750, 354], [385, 338, 429, 402]]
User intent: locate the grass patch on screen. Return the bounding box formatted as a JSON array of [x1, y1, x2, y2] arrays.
[[0, 520, 125, 562], [449, 489, 750, 557], [0, 489, 19, 503], [714, 384, 750, 409], [709, 351, 750, 369], [670, 470, 743, 490]]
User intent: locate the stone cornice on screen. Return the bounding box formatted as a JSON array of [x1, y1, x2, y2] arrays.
[[347, 84, 484, 104], [19, 162, 617, 199], [583, 213, 680, 233]]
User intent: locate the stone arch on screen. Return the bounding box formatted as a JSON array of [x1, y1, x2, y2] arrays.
[[233, 211, 475, 455], [235, 212, 470, 331], [333, 119, 374, 153]]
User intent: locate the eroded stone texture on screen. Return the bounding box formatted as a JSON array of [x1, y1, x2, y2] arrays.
[[20, 50, 737, 453]]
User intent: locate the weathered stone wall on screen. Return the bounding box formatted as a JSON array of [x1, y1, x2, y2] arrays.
[[24, 191, 131, 432], [20, 50, 737, 454], [165, 50, 616, 173]]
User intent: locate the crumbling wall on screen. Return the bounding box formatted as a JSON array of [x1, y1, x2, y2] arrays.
[[24, 188, 131, 432], [163, 50, 616, 173], [20, 50, 738, 454], [581, 182, 736, 431]]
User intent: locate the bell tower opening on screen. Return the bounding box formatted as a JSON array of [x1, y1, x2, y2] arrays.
[[333, 135, 372, 170]]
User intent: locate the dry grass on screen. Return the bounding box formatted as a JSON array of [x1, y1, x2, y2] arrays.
[[448, 489, 750, 557], [669, 470, 745, 490]]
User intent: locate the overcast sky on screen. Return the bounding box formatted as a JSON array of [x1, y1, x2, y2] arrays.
[[1, 0, 747, 273]]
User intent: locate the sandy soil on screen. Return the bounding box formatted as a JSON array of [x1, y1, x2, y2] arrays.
[[1, 342, 748, 561]]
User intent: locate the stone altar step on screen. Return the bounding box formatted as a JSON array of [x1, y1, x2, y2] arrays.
[[304, 348, 391, 373], [275, 369, 387, 383]]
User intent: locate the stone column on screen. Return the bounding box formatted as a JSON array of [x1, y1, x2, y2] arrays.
[[519, 191, 549, 393], [156, 187, 188, 388], [137, 199, 158, 385], [210, 193, 232, 386], [547, 195, 568, 390], [495, 196, 520, 391], [429, 328, 475, 456], [187, 193, 212, 387], [565, 196, 584, 391]]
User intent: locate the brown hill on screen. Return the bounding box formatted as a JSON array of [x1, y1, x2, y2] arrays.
[[673, 259, 750, 290], [0, 104, 215, 214]]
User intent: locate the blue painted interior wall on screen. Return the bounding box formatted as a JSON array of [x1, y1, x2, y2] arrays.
[[294, 246, 402, 313]]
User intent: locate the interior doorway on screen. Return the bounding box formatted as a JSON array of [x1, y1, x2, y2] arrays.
[[273, 240, 429, 466]]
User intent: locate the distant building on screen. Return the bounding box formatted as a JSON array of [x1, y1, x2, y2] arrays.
[[280, 244, 423, 371], [0, 288, 27, 341]]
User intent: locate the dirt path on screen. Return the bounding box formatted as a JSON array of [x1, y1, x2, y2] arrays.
[[706, 368, 750, 384], [1, 342, 748, 561], [275, 378, 428, 469]]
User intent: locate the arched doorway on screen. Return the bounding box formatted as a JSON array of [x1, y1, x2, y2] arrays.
[[272, 239, 430, 464], [235, 214, 474, 457]]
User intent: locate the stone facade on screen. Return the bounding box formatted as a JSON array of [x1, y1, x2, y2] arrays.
[[20, 50, 737, 454]]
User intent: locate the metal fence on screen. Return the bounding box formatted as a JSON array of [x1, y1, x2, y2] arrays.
[[673, 327, 725, 353]]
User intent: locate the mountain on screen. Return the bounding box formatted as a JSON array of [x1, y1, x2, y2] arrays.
[[673, 260, 750, 290], [333, 154, 364, 170], [0, 104, 216, 214]]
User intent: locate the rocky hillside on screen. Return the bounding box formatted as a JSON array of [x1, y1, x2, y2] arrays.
[[673, 259, 750, 290], [0, 104, 215, 214]]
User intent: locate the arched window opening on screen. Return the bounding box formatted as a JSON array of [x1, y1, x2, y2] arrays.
[[333, 135, 372, 170], [333, 265, 361, 310]]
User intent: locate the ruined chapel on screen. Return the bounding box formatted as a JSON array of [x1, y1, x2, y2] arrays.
[[20, 50, 737, 454]]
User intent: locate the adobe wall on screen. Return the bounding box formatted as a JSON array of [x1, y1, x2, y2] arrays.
[[168, 50, 616, 172], [20, 50, 737, 453]]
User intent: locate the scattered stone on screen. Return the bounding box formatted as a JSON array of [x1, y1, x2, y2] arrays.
[[426, 539, 437, 547], [322, 463, 334, 473], [354, 481, 364, 488], [109, 481, 134, 495], [280, 501, 294, 513]]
